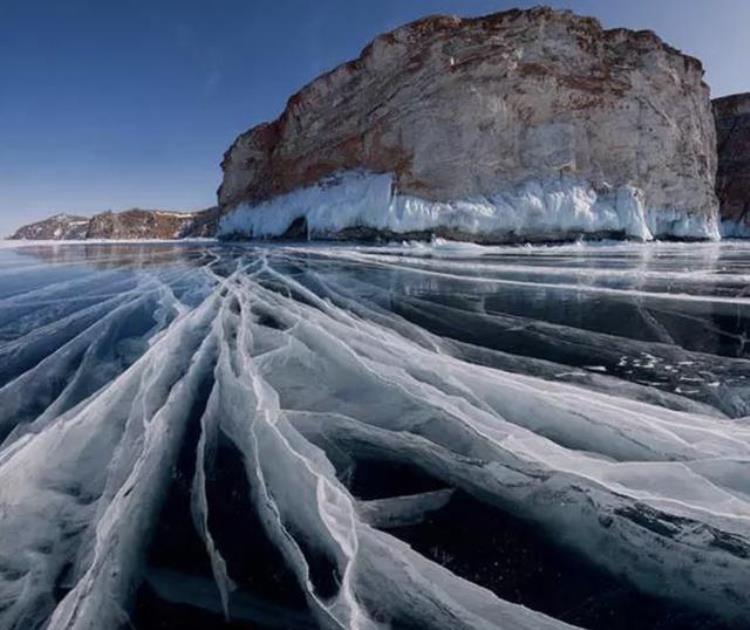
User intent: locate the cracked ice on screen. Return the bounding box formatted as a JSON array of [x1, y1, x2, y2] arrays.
[[0, 240, 749, 629]]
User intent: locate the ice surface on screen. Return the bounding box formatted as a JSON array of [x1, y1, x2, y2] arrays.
[[219, 171, 721, 242], [0, 240, 748, 629]]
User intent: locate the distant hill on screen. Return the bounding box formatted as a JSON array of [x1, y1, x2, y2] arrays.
[[9, 207, 219, 240]]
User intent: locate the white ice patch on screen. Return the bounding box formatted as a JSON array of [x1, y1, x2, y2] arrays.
[[219, 171, 720, 242], [647, 207, 721, 240]]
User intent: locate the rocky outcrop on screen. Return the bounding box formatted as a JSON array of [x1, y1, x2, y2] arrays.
[[85, 207, 219, 240], [182, 206, 221, 238], [10, 214, 90, 240], [9, 207, 219, 241], [713, 93, 750, 236], [219, 7, 719, 243]]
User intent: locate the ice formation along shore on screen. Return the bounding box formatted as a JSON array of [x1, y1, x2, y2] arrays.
[[0, 241, 749, 629], [219, 172, 721, 242]]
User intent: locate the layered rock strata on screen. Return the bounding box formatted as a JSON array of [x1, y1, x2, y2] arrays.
[[218, 7, 720, 243]]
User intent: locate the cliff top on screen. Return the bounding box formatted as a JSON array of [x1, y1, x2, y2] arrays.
[[222, 5, 706, 170]]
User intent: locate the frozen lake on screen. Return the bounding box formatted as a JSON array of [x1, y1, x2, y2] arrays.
[[0, 240, 749, 629]]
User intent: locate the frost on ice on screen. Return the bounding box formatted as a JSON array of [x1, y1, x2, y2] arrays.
[[0, 240, 748, 629]]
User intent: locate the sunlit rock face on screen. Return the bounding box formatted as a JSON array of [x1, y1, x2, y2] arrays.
[[714, 93, 750, 236], [9, 208, 219, 241], [219, 7, 719, 242]]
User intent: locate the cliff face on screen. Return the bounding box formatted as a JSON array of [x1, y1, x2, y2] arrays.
[[713, 93, 750, 236], [9, 208, 219, 241], [219, 7, 719, 242], [86, 208, 219, 240], [183, 207, 221, 238], [10, 214, 90, 240]]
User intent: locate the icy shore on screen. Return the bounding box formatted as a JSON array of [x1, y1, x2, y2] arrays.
[[220, 172, 721, 243]]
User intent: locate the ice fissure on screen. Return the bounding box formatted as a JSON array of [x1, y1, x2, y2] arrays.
[[0, 242, 748, 629]]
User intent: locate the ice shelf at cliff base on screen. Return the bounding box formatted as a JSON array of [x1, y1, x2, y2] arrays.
[[219, 172, 720, 242]]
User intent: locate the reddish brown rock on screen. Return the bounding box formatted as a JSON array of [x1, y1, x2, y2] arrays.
[[86, 208, 218, 240], [218, 7, 718, 242]]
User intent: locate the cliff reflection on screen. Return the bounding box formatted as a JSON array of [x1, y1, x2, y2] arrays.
[[13, 242, 216, 270]]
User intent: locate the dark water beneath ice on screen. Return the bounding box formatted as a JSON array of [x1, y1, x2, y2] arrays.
[[0, 239, 749, 630]]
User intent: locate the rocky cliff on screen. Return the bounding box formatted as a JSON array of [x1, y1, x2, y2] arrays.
[[713, 93, 750, 237], [85, 207, 219, 240], [219, 7, 719, 243], [9, 207, 219, 241]]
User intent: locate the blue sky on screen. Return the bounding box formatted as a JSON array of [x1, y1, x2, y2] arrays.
[[1, 0, 748, 236]]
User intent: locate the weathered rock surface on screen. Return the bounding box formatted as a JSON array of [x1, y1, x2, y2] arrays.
[[9, 207, 219, 241], [85, 207, 219, 240], [713, 93, 750, 236], [219, 7, 719, 242], [9, 214, 90, 240]]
